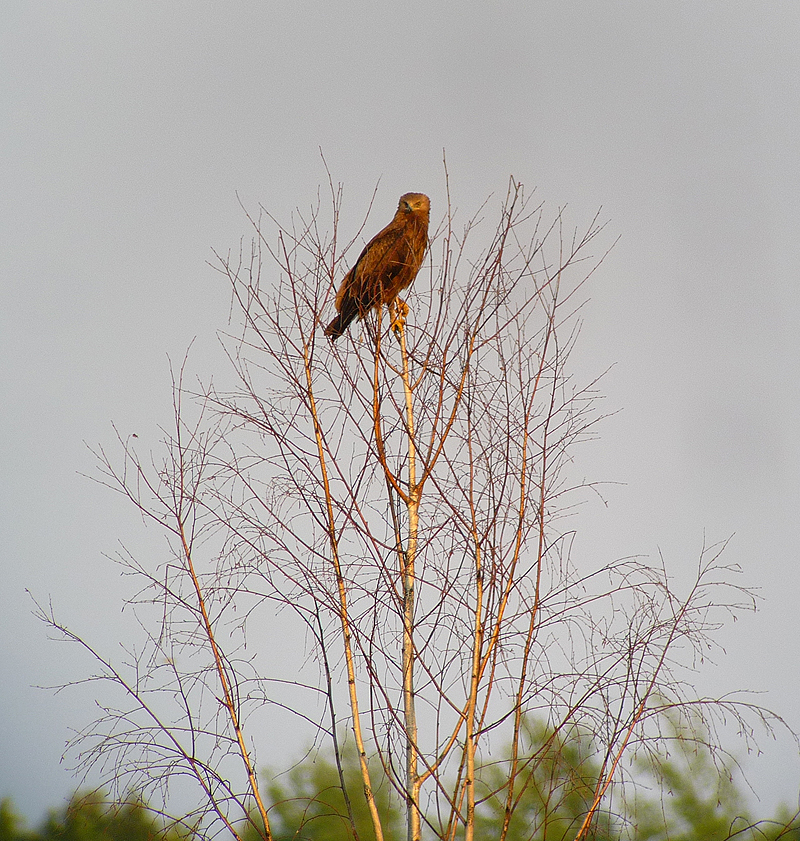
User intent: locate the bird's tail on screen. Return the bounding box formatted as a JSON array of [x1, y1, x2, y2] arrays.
[[324, 299, 359, 340]]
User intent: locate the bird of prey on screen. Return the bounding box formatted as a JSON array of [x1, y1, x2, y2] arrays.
[[324, 192, 430, 340]]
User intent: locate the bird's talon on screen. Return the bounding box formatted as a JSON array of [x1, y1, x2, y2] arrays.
[[390, 298, 409, 337]]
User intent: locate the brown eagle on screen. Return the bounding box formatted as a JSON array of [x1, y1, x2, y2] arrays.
[[324, 192, 430, 340]]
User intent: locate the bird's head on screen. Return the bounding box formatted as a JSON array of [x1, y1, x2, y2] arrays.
[[397, 192, 430, 220]]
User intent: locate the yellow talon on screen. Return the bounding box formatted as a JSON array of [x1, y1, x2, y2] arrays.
[[390, 298, 409, 337]]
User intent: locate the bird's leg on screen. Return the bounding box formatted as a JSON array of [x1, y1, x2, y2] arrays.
[[390, 297, 409, 339]]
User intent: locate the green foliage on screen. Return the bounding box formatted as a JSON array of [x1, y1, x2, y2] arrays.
[[1, 727, 798, 841], [473, 719, 616, 841], [255, 721, 617, 841], [0, 800, 35, 841], [0, 794, 182, 841], [631, 736, 800, 841], [633, 738, 743, 840], [256, 750, 403, 841], [258, 720, 799, 841]]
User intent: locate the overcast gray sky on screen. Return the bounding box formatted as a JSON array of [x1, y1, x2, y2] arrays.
[[2, 0, 799, 823]]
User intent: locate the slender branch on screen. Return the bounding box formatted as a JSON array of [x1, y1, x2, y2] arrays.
[[302, 333, 386, 841]]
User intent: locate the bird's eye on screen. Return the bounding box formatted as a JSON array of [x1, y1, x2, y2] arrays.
[[403, 201, 411, 211]]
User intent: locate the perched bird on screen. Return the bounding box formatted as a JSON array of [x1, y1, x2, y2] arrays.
[[324, 192, 430, 340]]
